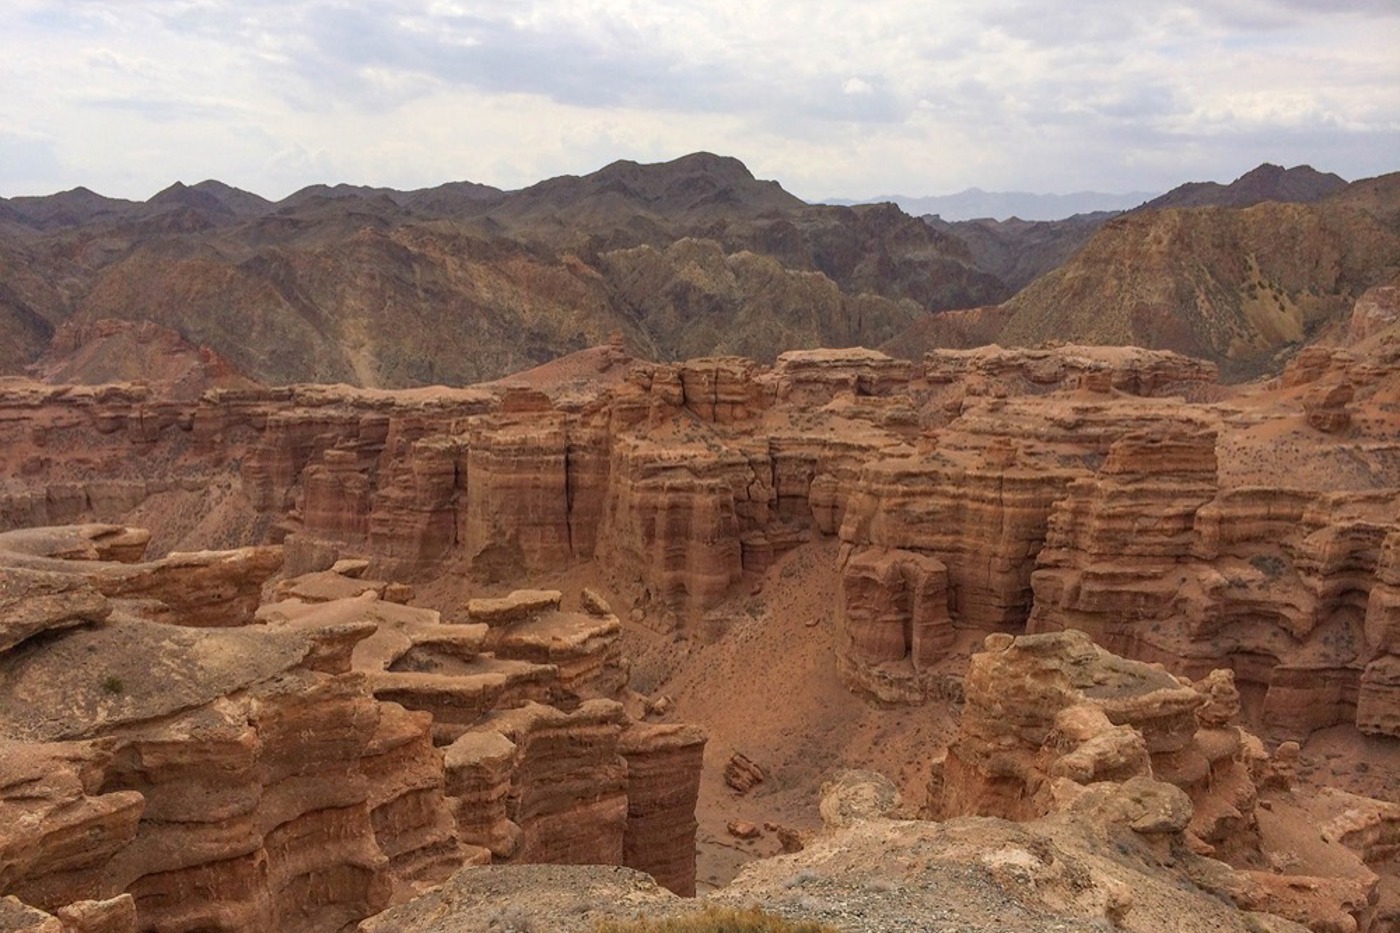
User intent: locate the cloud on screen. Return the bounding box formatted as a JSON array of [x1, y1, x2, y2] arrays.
[[0, 0, 1395, 200]]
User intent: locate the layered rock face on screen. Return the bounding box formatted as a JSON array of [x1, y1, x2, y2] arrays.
[[5, 340, 1400, 744], [264, 574, 706, 895], [929, 631, 1386, 933], [0, 528, 707, 929], [835, 451, 1080, 700], [0, 542, 413, 931], [921, 343, 1221, 397], [1361, 529, 1400, 737], [1028, 419, 1400, 740]]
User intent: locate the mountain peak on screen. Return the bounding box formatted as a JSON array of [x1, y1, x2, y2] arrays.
[[1144, 162, 1347, 211]]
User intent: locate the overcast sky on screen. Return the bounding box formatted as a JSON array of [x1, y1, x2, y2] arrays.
[[1, 0, 1397, 202]]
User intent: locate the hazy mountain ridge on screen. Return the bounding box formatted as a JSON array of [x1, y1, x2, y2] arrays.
[[927, 211, 1117, 293], [823, 188, 1157, 222], [2, 156, 1396, 386], [888, 179, 1400, 380], [0, 153, 1002, 386]]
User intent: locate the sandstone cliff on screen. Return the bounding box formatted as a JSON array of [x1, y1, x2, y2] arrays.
[[0, 527, 706, 929], [7, 339, 1400, 750]]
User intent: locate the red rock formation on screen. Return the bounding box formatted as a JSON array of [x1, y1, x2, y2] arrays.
[[836, 546, 952, 702], [929, 630, 1381, 933], [455, 701, 630, 867], [0, 617, 401, 931], [598, 435, 749, 620], [929, 630, 1205, 823], [770, 347, 913, 405], [619, 722, 708, 897], [0, 893, 138, 933], [4, 342, 1400, 745], [837, 448, 1080, 686], [0, 535, 707, 924], [923, 344, 1219, 397], [1303, 381, 1355, 433], [442, 704, 706, 897], [1361, 528, 1400, 737], [1029, 419, 1400, 740], [459, 412, 571, 577], [0, 525, 282, 628]]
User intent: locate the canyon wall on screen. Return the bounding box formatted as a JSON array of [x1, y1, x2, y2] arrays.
[[3, 340, 1400, 745], [0, 526, 706, 929]]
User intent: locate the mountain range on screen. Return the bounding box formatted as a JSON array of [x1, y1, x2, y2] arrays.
[[1, 156, 1396, 387], [825, 188, 1158, 222]]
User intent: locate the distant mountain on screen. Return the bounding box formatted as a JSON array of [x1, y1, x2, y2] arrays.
[[890, 171, 1400, 380], [927, 212, 1117, 293], [824, 189, 1157, 222], [3, 186, 142, 230], [1141, 163, 1346, 212], [1321, 171, 1400, 230], [0, 153, 1006, 385], [5, 155, 1393, 386], [149, 180, 273, 218]]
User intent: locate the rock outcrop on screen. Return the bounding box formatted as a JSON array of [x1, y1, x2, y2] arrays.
[[7, 340, 1400, 745], [0, 532, 707, 928], [927, 630, 1388, 933], [922, 344, 1220, 397], [1028, 419, 1400, 740], [353, 763, 1331, 933]]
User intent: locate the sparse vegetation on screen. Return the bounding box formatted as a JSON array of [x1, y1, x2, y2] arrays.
[[102, 675, 125, 695], [593, 907, 837, 933]]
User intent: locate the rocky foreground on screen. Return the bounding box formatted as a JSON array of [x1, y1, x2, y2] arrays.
[[2, 289, 1400, 930], [0, 524, 703, 931], [4, 536, 1396, 932]]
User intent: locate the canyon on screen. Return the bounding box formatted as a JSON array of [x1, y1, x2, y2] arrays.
[[3, 154, 1400, 931], [2, 272, 1400, 928]]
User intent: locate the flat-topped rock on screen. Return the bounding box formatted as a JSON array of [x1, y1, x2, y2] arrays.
[[0, 524, 151, 564], [0, 616, 325, 743], [923, 344, 1219, 396], [493, 609, 620, 656], [467, 589, 562, 625], [0, 568, 111, 655], [273, 568, 388, 603], [368, 658, 562, 744]]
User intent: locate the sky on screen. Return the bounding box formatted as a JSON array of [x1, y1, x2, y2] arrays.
[[1, 0, 1397, 203]]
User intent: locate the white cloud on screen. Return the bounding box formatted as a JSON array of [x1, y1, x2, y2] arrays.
[[0, 0, 1395, 200]]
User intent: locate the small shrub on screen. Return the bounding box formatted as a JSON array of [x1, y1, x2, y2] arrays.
[[593, 906, 836, 933], [102, 675, 125, 695], [1248, 554, 1288, 579]]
